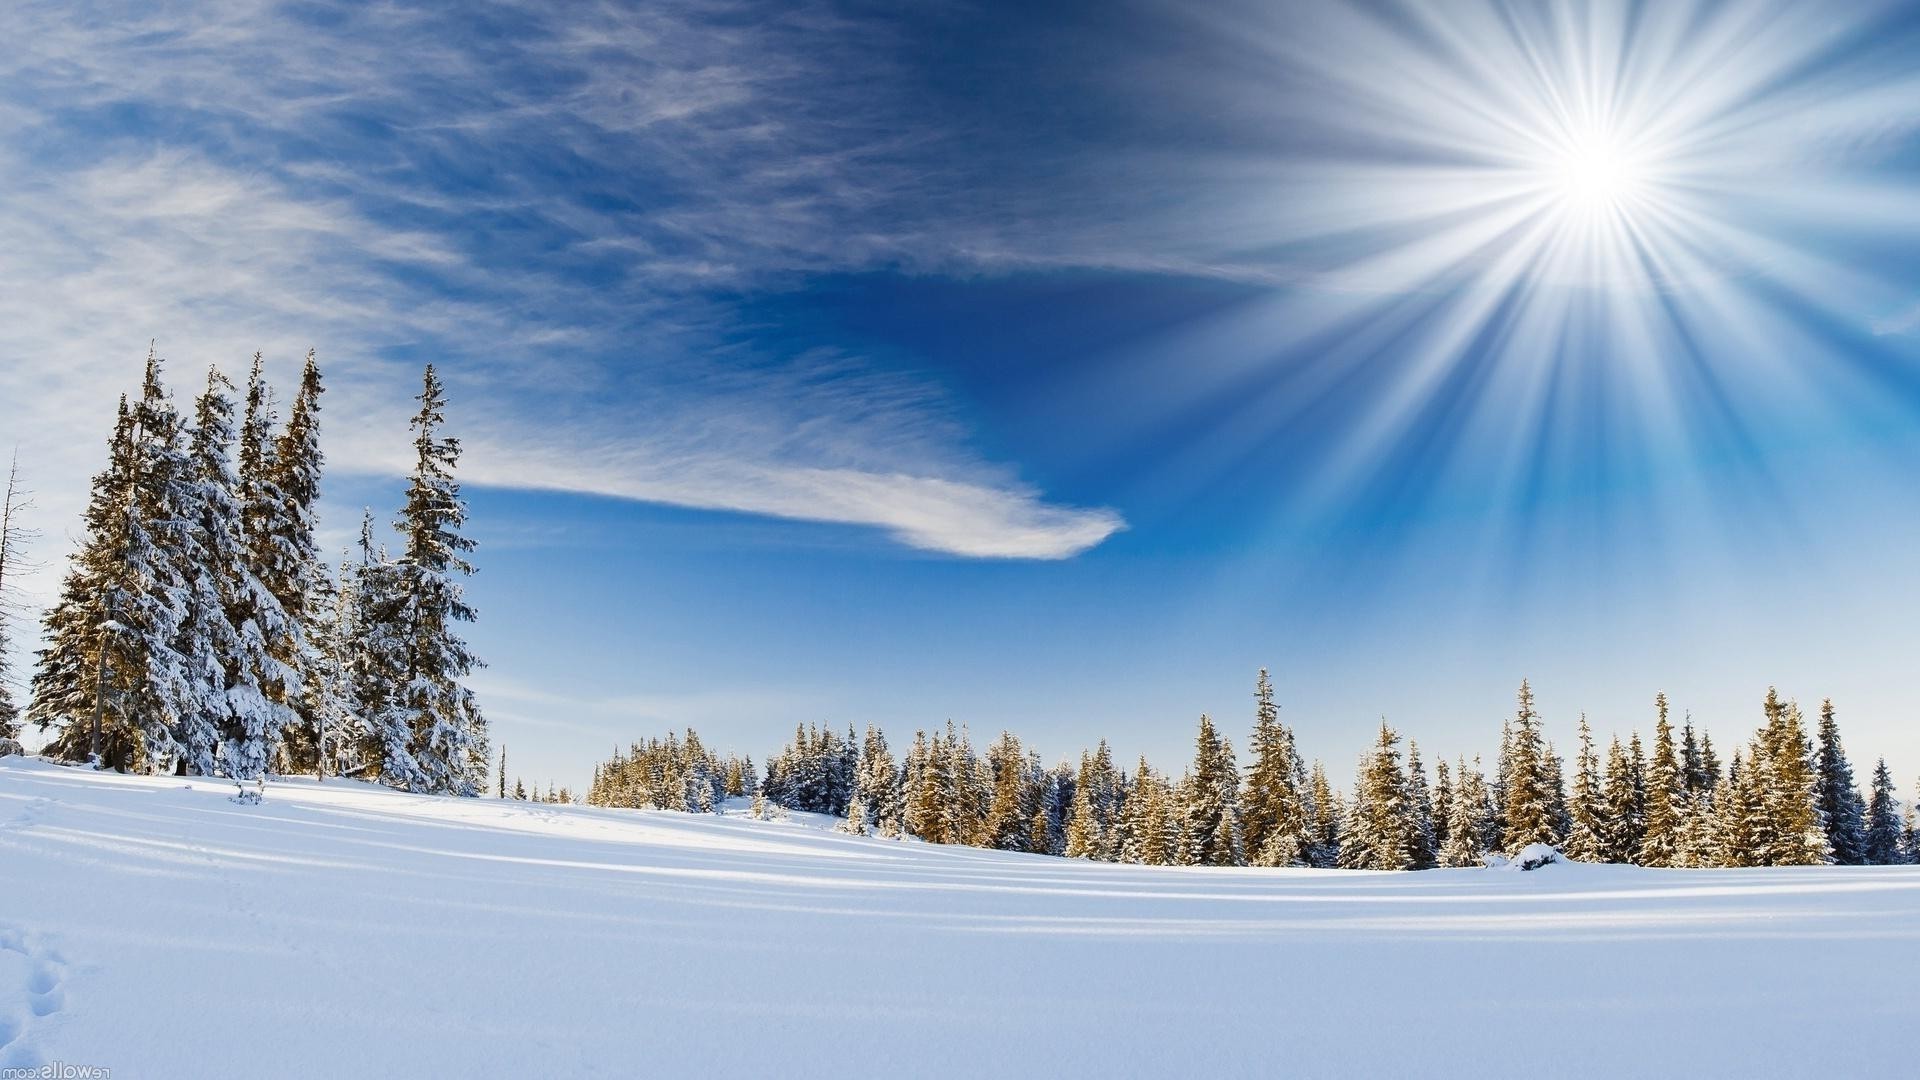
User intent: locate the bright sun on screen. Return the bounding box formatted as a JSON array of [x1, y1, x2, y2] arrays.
[[1547, 129, 1646, 213]]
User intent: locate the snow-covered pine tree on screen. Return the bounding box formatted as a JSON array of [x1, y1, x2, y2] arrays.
[[342, 510, 414, 783], [267, 351, 330, 773], [1598, 735, 1641, 863], [177, 367, 294, 778], [1812, 699, 1867, 865], [1438, 756, 1492, 868], [1501, 680, 1556, 853], [1183, 715, 1244, 867], [983, 730, 1031, 851], [33, 353, 199, 772], [840, 789, 870, 835], [1404, 740, 1437, 870], [1431, 757, 1452, 854], [1637, 693, 1684, 867], [856, 725, 902, 835], [1304, 760, 1341, 868], [1242, 668, 1310, 867], [1563, 714, 1605, 862], [1862, 759, 1904, 865], [387, 366, 487, 795], [1753, 691, 1829, 866], [1340, 721, 1412, 871]]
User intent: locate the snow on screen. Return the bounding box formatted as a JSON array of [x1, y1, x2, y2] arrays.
[[3, 757, 1917, 1078]]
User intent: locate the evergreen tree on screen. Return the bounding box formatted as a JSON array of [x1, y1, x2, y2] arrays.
[[1563, 715, 1605, 862], [1341, 721, 1412, 871], [1862, 759, 1904, 865], [1501, 680, 1555, 852], [1812, 699, 1867, 865], [1242, 668, 1309, 867], [177, 367, 292, 778], [1638, 693, 1684, 867], [386, 366, 487, 795], [1182, 715, 1243, 866], [983, 731, 1032, 851], [32, 353, 197, 772], [268, 351, 328, 772], [1439, 756, 1492, 868], [1752, 690, 1829, 866], [1304, 760, 1341, 868], [1599, 735, 1641, 862], [1404, 740, 1437, 870], [1431, 757, 1452, 854]]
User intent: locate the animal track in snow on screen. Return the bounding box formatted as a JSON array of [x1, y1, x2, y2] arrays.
[[0, 923, 68, 1068]]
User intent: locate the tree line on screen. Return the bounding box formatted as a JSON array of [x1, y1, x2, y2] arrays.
[[588, 672, 1920, 869], [0, 347, 487, 795]]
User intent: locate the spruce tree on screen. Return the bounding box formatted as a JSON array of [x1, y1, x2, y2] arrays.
[[178, 367, 292, 778], [1243, 668, 1309, 867], [1862, 759, 1904, 865], [1182, 715, 1244, 866], [1599, 735, 1641, 862], [1754, 690, 1829, 866], [387, 366, 487, 795], [268, 351, 328, 772], [1304, 760, 1341, 868], [1563, 715, 1605, 862], [1431, 757, 1452, 853], [1404, 740, 1437, 870], [1638, 693, 1684, 867], [983, 731, 1032, 851], [1340, 721, 1412, 870], [1501, 680, 1555, 852], [1812, 699, 1867, 865], [1439, 756, 1492, 868]]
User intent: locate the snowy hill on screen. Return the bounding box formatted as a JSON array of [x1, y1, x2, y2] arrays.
[[2, 757, 1915, 1078]]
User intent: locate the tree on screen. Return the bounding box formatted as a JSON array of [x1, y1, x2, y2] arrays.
[[1182, 715, 1243, 866], [1404, 740, 1437, 870], [498, 746, 508, 799], [1599, 735, 1641, 862], [1812, 699, 1867, 865], [1304, 761, 1341, 868], [1637, 693, 1684, 867], [386, 366, 487, 795], [983, 731, 1033, 851], [0, 451, 36, 744], [1563, 715, 1605, 862], [1341, 721, 1412, 871], [266, 351, 329, 773], [1863, 760, 1904, 865], [1501, 680, 1556, 852], [1243, 668, 1309, 867], [176, 367, 292, 778], [1752, 689, 1829, 866], [32, 353, 199, 772], [1439, 756, 1492, 868]]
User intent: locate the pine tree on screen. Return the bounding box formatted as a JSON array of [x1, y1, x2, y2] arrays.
[[1242, 668, 1309, 867], [1304, 760, 1341, 868], [1638, 693, 1684, 867], [176, 367, 293, 778], [1753, 691, 1829, 866], [498, 746, 508, 799], [1340, 721, 1412, 870], [1182, 715, 1244, 866], [983, 731, 1032, 851], [32, 353, 198, 772], [1501, 680, 1555, 852], [1439, 756, 1492, 868], [1563, 715, 1605, 862], [1404, 740, 1437, 870], [1812, 699, 1867, 865], [387, 366, 487, 795], [1431, 757, 1452, 854], [1599, 735, 1641, 862], [267, 351, 328, 772], [1862, 760, 1904, 865]]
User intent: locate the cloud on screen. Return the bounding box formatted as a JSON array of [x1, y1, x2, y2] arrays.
[[0, 0, 1124, 578], [1870, 302, 1920, 337]]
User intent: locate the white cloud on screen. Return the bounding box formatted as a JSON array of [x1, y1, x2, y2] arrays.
[[0, 0, 1124, 581]]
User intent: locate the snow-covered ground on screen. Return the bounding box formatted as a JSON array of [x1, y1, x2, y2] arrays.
[[3, 757, 1915, 1078]]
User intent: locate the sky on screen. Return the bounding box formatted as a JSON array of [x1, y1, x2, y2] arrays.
[[3, 0, 1920, 794]]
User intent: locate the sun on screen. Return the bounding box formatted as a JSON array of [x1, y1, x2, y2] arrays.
[[1543, 127, 1649, 215]]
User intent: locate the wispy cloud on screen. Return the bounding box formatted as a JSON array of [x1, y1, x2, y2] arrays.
[[0, 0, 1124, 576]]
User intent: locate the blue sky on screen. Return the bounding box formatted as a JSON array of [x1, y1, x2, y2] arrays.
[[4, 0, 1920, 792]]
